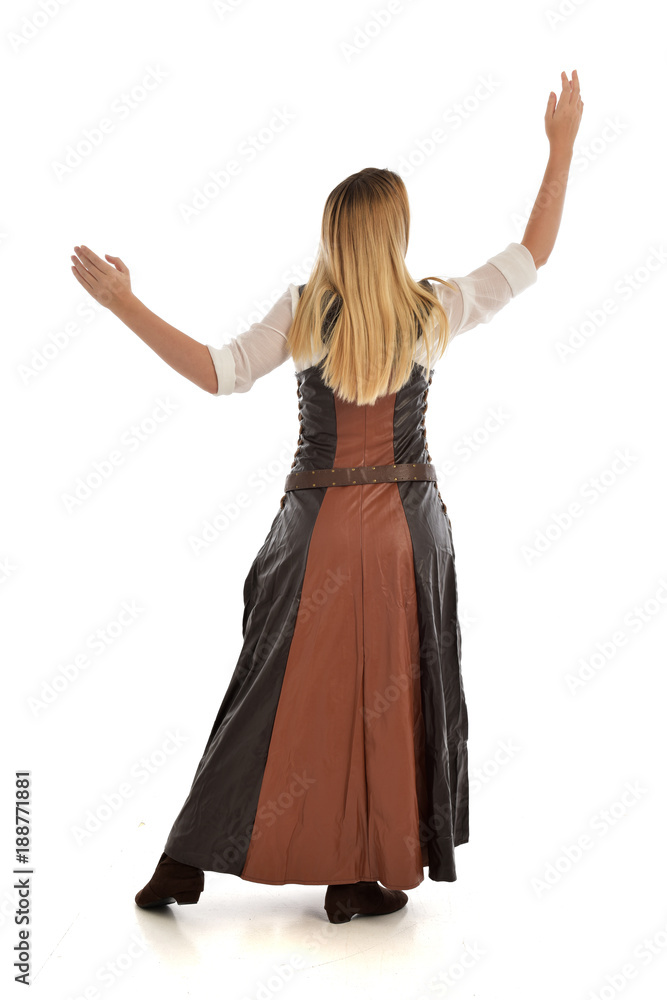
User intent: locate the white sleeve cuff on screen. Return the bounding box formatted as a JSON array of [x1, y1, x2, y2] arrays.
[[206, 343, 236, 395], [486, 242, 538, 296]]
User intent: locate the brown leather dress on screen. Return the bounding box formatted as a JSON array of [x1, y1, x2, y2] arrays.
[[164, 288, 469, 890]]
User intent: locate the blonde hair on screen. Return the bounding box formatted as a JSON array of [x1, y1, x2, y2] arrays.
[[287, 167, 456, 406]]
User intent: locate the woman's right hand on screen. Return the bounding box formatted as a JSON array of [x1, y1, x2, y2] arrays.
[[545, 69, 584, 154]]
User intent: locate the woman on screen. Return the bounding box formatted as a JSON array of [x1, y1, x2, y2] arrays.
[[71, 70, 583, 924]]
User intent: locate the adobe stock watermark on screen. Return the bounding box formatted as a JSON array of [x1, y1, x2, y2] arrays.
[[229, 563, 368, 689], [178, 107, 296, 223], [394, 75, 501, 179], [235, 581, 470, 697], [362, 653, 421, 725], [520, 447, 638, 566], [281, 251, 318, 289], [565, 577, 667, 695], [415, 942, 486, 998], [0, 885, 22, 931], [27, 600, 144, 717], [8, 0, 75, 53], [61, 930, 148, 998], [339, 0, 422, 63], [298, 903, 481, 974], [205, 244, 318, 368], [0, 557, 17, 585], [18, 296, 106, 386], [554, 245, 667, 362], [61, 397, 179, 513], [571, 115, 628, 172], [511, 116, 628, 235], [403, 798, 463, 859], [231, 595, 305, 689], [584, 912, 667, 1000], [70, 731, 189, 846], [361, 627, 466, 727], [188, 439, 300, 554], [226, 259, 318, 339], [52, 66, 168, 180], [238, 955, 308, 1000], [296, 566, 348, 625], [545, 0, 593, 29], [212, 0, 250, 16], [435, 405, 511, 479], [299, 893, 404, 956], [530, 780, 648, 897], [210, 771, 317, 870], [470, 739, 520, 795], [361, 600, 476, 726]]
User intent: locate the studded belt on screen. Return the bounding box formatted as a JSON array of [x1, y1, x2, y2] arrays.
[[284, 462, 438, 491]]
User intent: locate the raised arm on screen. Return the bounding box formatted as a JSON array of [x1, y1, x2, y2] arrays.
[[70, 245, 221, 394], [70, 245, 296, 394], [520, 69, 584, 269]]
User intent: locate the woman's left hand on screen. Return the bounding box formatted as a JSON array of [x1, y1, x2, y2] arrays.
[[71, 245, 133, 311]]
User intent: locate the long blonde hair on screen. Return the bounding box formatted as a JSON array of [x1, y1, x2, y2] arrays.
[[287, 167, 456, 406]]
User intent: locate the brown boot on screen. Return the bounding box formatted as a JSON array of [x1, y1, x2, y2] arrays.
[[324, 880, 408, 923], [135, 852, 205, 908]]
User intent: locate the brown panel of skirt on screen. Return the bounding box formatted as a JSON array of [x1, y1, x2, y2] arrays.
[[240, 392, 429, 888]]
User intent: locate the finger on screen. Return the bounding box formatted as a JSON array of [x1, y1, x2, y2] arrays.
[[105, 254, 128, 274], [76, 244, 111, 276], [71, 253, 99, 286], [546, 91, 557, 115], [72, 246, 99, 279], [71, 264, 95, 293], [568, 69, 580, 103]]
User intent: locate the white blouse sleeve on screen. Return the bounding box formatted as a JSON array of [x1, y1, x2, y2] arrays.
[[206, 284, 300, 395], [416, 241, 538, 366], [208, 243, 538, 392]]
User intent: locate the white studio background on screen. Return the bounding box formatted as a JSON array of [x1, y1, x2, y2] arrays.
[[2, 1, 666, 998]]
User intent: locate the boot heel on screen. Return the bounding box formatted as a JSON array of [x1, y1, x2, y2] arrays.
[[325, 907, 354, 923], [323, 882, 409, 922], [174, 889, 201, 905]]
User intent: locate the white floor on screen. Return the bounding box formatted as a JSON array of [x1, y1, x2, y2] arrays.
[[25, 822, 484, 1000], [18, 808, 667, 1000]]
